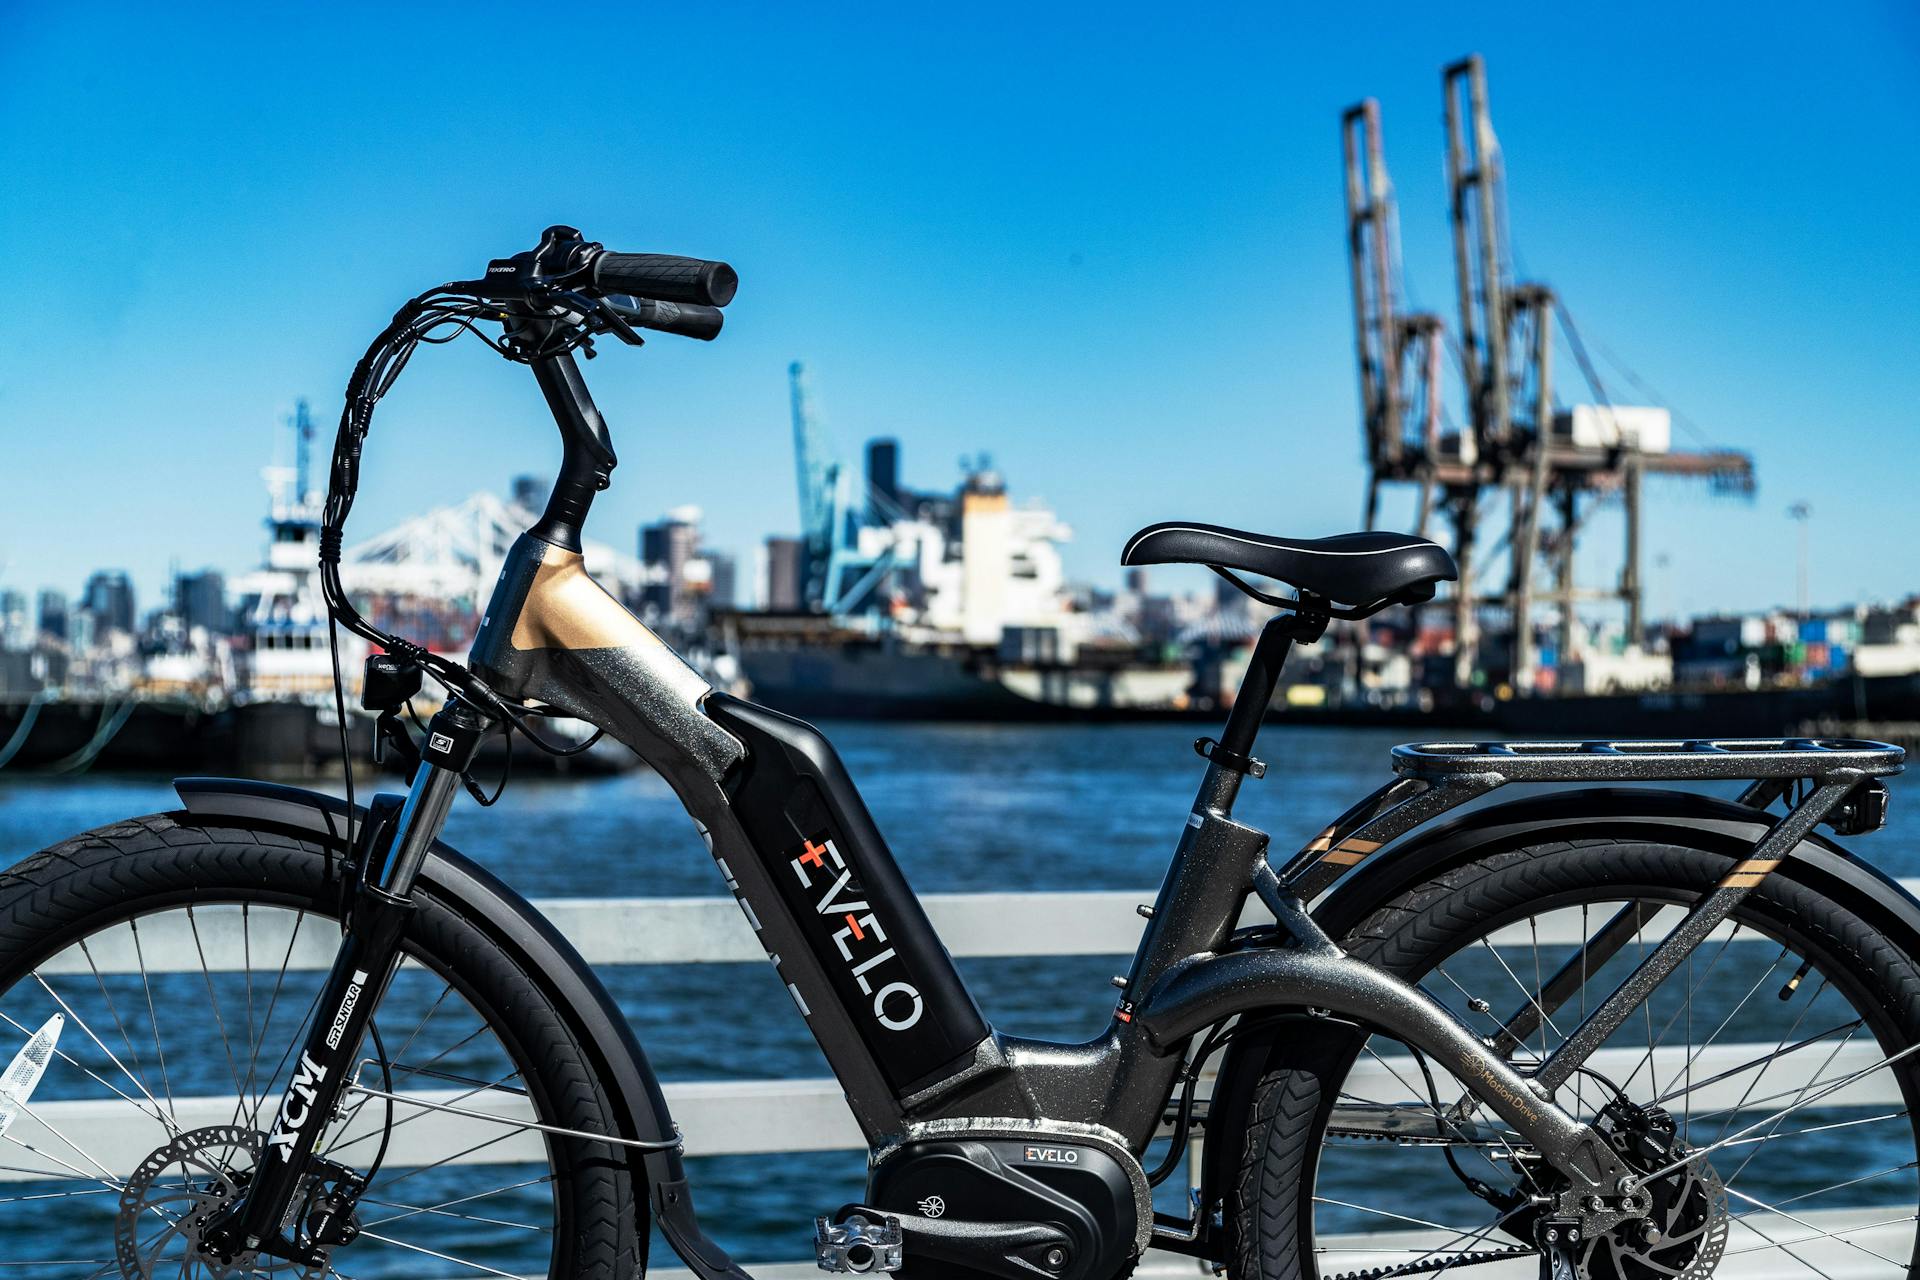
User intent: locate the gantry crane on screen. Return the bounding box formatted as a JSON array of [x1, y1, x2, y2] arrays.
[[1343, 98, 1477, 684], [1348, 56, 1756, 693]]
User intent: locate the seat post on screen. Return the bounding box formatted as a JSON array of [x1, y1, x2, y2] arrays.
[[1204, 611, 1326, 814]]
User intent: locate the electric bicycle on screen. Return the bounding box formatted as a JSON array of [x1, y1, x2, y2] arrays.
[[1, 227, 1914, 1280]]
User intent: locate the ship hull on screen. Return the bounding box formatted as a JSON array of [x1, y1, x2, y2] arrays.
[[738, 645, 1920, 737]]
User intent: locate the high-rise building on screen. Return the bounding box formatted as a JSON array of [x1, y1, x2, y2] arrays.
[[175, 569, 229, 634], [866, 438, 901, 523], [765, 537, 805, 612], [82, 571, 136, 636], [0, 590, 29, 652], [640, 507, 702, 624], [705, 551, 738, 610], [36, 589, 68, 642]]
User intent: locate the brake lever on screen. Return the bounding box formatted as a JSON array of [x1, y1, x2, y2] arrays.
[[589, 297, 647, 347], [543, 289, 645, 348]]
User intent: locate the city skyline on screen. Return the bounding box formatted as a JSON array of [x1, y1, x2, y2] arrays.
[[3, 3, 1917, 620]]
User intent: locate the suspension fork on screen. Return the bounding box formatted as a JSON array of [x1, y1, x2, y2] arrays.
[[200, 700, 489, 1266]]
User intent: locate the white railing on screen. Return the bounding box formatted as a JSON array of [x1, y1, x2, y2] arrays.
[[12, 887, 1917, 1274]]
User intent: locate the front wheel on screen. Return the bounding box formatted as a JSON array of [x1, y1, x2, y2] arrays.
[[0, 813, 645, 1279], [1225, 836, 1920, 1280]]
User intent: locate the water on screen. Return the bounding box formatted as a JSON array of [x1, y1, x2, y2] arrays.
[[1, 721, 1916, 1269]]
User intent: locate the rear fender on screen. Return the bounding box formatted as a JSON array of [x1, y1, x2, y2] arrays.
[[1198, 785, 1920, 1247], [173, 777, 751, 1280], [1307, 786, 1920, 947]]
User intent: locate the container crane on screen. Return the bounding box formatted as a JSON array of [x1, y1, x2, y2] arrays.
[[1347, 57, 1756, 694]]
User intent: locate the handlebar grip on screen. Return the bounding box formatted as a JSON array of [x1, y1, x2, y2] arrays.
[[606, 296, 725, 341], [591, 252, 738, 307]]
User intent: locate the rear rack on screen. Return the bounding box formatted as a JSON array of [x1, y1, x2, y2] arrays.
[[1275, 736, 1904, 903], [1391, 737, 1905, 784]]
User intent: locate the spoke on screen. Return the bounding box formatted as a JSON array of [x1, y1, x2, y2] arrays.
[[1429, 1206, 1531, 1280], [1722, 1183, 1909, 1269], [381, 971, 454, 1068], [1712, 994, 1855, 1145], [1719, 1210, 1920, 1260], [1684, 1048, 1889, 1127], [1527, 916, 1545, 1063], [1475, 937, 1564, 1045], [329, 963, 445, 1140], [1769, 1159, 1919, 1209], [1314, 1195, 1479, 1235], [1718, 1108, 1911, 1151], [1730, 1210, 1842, 1280], [0, 1185, 116, 1204], [323, 1027, 510, 1159], [1359, 1042, 1445, 1117], [1624, 926, 1765, 1103], [1653, 1017, 1862, 1109], [244, 982, 328, 1134], [1635, 1039, 1920, 1185], [1721, 1022, 1864, 1185], [241, 904, 255, 1090], [0, 1001, 176, 1136], [188, 906, 249, 1105], [126, 918, 179, 1128], [80, 936, 149, 1084], [1428, 963, 1486, 1017], [240, 908, 310, 1130], [1638, 916, 1657, 1096], [1, 1128, 121, 1186], [358, 1193, 545, 1232], [372, 1121, 550, 1191], [358, 1172, 555, 1230], [354, 1228, 525, 1278]]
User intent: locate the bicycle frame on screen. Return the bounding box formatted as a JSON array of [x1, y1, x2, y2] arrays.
[[212, 343, 1905, 1270]]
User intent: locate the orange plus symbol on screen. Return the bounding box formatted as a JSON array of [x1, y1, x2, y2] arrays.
[[798, 838, 829, 869]]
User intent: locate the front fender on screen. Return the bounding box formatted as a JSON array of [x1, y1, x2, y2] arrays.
[[173, 777, 751, 1280]]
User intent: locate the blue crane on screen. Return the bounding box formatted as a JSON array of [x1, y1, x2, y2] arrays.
[[787, 361, 897, 618]]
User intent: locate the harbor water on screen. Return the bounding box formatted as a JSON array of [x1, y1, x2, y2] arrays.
[[2, 720, 1916, 1267]]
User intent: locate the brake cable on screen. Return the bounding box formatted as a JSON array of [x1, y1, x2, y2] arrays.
[[316, 284, 617, 833]]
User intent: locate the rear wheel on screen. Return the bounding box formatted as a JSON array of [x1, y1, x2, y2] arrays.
[[0, 813, 645, 1279], [1225, 837, 1920, 1280]]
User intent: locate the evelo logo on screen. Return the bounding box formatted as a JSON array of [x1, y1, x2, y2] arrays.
[[1022, 1145, 1080, 1165], [788, 833, 924, 1031]]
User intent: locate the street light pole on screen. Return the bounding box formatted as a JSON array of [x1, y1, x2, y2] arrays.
[[1787, 502, 1812, 619]]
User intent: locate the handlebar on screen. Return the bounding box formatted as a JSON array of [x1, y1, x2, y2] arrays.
[[590, 251, 738, 308]]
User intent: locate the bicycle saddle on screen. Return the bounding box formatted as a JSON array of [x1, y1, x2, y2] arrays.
[[1121, 522, 1458, 608]]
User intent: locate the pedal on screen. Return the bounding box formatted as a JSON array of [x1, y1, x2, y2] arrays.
[[815, 1212, 904, 1274]]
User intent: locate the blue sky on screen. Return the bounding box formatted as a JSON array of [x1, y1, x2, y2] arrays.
[[2, 2, 1916, 622]]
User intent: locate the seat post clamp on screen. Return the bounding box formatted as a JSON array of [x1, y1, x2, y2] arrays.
[[1195, 737, 1266, 779]]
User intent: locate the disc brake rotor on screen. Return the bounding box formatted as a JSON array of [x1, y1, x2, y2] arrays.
[[115, 1125, 324, 1280], [1577, 1152, 1728, 1280]]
